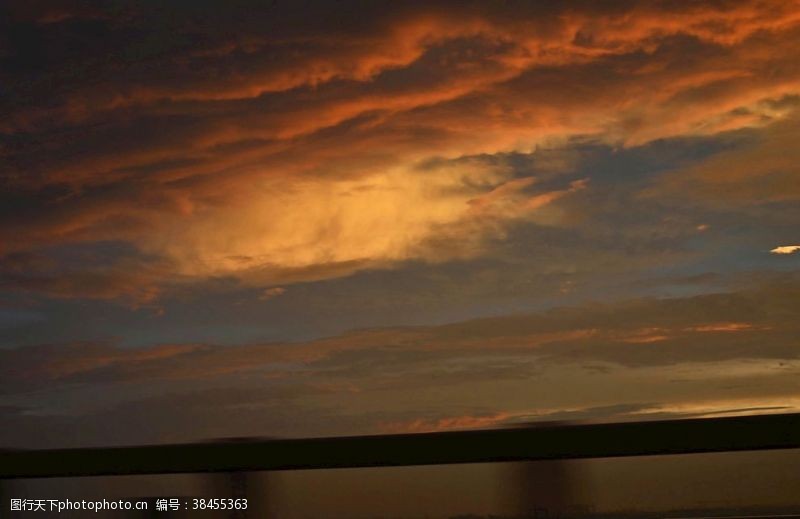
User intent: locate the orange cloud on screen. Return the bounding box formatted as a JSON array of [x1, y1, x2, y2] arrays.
[[3, 0, 800, 298], [771, 245, 800, 255], [379, 411, 517, 434], [619, 321, 761, 344], [622, 331, 670, 344], [688, 322, 760, 333]]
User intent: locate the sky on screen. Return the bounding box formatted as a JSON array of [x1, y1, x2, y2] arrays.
[[1, 0, 800, 449]]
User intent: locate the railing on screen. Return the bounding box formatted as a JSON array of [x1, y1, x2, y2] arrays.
[[2, 413, 799, 479]]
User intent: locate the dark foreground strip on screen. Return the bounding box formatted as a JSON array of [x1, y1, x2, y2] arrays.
[[2, 413, 799, 479]]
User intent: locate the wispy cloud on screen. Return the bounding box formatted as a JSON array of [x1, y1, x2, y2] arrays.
[[2, 278, 798, 446]]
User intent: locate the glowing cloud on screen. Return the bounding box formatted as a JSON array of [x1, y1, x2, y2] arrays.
[[771, 245, 800, 255], [3, 0, 800, 297], [144, 163, 584, 282]]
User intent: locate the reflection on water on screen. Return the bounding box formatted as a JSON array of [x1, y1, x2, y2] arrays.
[[509, 459, 588, 518], [3, 449, 800, 518]]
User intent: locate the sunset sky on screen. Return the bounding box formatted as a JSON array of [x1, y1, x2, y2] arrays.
[[1, 0, 800, 449]]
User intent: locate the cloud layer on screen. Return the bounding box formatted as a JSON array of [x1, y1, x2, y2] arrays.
[[2, 0, 800, 449], [3, 0, 800, 299], [2, 277, 799, 446]]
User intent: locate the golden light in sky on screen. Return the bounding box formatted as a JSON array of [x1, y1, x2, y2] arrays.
[[1, 0, 799, 453]]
